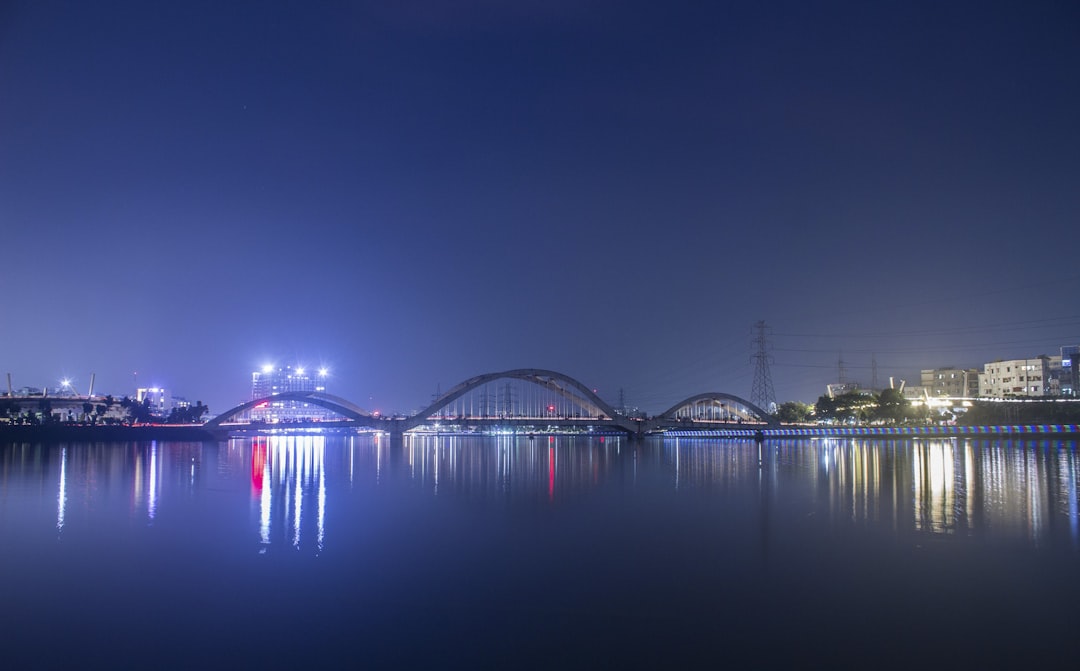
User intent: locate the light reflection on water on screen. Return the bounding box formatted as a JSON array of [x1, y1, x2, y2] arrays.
[[659, 437, 1079, 545], [246, 435, 328, 552], [2, 434, 1079, 667], [8, 435, 1079, 550], [8, 436, 1077, 551]]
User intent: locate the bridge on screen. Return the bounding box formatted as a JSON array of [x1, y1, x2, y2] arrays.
[[205, 368, 778, 436]]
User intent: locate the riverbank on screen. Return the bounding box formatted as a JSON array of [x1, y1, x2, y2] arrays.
[[3, 423, 1078, 443], [664, 424, 1080, 439]]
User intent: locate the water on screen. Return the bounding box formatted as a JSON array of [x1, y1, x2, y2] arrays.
[[2, 434, 1078, 668]]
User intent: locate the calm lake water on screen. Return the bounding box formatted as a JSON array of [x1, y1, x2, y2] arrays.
[[2, 434, 1078, 668]]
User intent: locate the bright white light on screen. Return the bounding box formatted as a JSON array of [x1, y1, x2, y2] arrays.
[[296, 367, 306, 376], [60, 378, 72, 388], [261, 364, 274, 374], [318, 367, 329, 377]]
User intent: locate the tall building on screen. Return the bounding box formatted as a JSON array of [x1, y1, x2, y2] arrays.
[[249, 365, 330, 422], [978, 356, 1062, 398]]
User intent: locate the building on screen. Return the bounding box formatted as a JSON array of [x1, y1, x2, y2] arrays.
[[978, 356, 1062, 398], [920, 368, 980, 398], [249, 364, 331, 422], [1061, 345, 1079, 398], [136, 387, 172, 416]]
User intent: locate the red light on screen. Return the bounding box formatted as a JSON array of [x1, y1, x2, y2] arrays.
[[547, 405, 555, 412]]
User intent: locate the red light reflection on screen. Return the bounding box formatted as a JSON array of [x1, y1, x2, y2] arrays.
[[251, 440, 267, 492]]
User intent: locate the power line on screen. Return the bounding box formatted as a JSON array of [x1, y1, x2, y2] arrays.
[[774, 335, 1076, 355], [773, 315, 1080, 339]]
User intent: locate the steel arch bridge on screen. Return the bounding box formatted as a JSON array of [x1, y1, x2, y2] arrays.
[[205, 369, 776, 434], [648, 392, 779, 431], [204, 391, 378, 429], [401, 368, 639, 433]]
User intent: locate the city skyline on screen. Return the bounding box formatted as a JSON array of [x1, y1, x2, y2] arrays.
[[2, 1, 1078, 415], [4, 336, 1078, 419]]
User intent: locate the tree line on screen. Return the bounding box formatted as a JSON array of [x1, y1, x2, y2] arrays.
[[0, 396, 208, 425], [774, 389, 930, 425], [774, 391, 1080, 426]]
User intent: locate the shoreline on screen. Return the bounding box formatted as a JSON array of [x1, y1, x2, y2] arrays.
[[1, 423, 1078, 443]]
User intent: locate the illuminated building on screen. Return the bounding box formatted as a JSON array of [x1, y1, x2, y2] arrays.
[[136, 387, 172, 416], [978, 355, 1062, 398], [249, 364, 331, 422]]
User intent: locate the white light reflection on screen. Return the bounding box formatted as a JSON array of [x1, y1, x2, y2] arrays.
[[317, 453, 326, 552], [148, 443, 158, 521], [1066, 449, 1078, 545], [56, 447, 67, 533], [293, 439, 303, 548], [255, 436, 326, 553], [260, 457, 271, 548], [913, 441, 955, 534], [674, 439, 680, 491]]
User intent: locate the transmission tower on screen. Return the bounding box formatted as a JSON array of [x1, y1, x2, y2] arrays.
[[500, 382, 516, 418], [750, 320, 776, 412]]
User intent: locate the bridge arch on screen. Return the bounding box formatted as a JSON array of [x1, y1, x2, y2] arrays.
[[404, 369, 638, 433], [205, 391, 376, 428], [657, 392, 779, 428]]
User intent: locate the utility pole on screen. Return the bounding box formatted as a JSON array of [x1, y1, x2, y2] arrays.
[[837, 352, 846, 385], [751, 320, 777, 413], [871, 354, 878, 391]]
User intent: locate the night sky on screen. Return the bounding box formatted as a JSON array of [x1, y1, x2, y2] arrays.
[[2, 0, 1078, 415]]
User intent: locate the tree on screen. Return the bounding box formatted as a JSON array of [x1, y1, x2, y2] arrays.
[[0, 399, 19, 422], [874, 388, 908, 425], [37, 398, 55, 424], [120, 396, 154, 425], [166, 401, 210, 424], [815, 391, 874, 424], [776, 401, 813, 424]]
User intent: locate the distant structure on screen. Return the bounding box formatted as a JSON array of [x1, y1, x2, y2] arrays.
[[136, 387, 172, 416], [978, 356, 1062, 398], [920, 368, 979, 398], [826, 382, 862, 398], [750, 320, 776, 413], [249, 364, 331, 422], [1061, 345, 1079, 398]]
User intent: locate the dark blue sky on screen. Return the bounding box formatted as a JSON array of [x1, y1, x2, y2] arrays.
[[2, 0, 1078, 414]]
